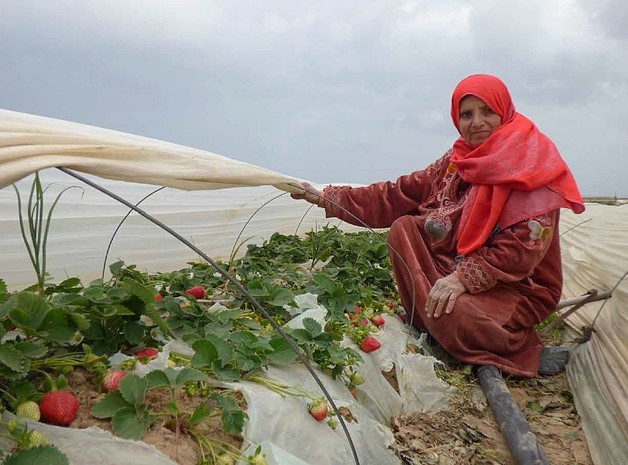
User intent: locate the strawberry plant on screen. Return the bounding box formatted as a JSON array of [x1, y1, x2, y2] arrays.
[[90, 373, 154, 440]]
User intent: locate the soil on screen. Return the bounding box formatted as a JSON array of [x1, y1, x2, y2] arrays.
[[60, 336, 592, 465], [65, 369, 243, 465], [391, 370, 591, 465]]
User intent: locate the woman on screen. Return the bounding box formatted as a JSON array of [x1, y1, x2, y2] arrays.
[[291, 74, 584, 377]]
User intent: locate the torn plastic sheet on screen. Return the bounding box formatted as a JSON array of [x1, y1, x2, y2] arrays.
[[0, 296, 450, 465]]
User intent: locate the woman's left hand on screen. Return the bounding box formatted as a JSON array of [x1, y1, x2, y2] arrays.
[[425, 273, 468, 319]]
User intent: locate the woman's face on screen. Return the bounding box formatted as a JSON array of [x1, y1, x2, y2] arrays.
[[458, 95, 502, 148]]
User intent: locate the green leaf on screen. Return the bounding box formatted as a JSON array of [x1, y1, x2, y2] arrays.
[[0, 345, 29, 373], [69, 312, 90, 330], [109, 260, 125, 278], [214, 394, 245, 435], [312, 273, 336, 293], [39, 308, 77, 342], [526, 401, 544, 414], [229, 330, 257, 346], [102, 304, 135, 317], [302, 317, 323, 338], [206, 334, 234, 366], [191, 339, 218, 369], [145, 369, 171, 389], [91, 390, 130, 418], [118, 374, 148, 406], [221, 407, 245, 435], [10, 381, 39, 405], [0, 278, 8, 304], [3, 445, 70, 465], [121, 278, 154, 304], [175, 367, 207, 386], [13, 341, 47, 358], [123, 321, 144, 345], [112, 406, 151, 440], [9, 292, 50, 330], [268, 288, 294, 307], [267, 337, 298, 365], [189, 401, 211, 426], [211, 363, 241, 382], [288, 328, 312, 343], [142, 304, 173, 339], [235, 317, 262, 330]]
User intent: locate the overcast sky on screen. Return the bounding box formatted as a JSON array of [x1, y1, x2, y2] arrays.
[[1, 0, 627, 196]]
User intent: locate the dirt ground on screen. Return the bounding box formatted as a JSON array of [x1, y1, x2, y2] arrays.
[[66, 369, 242, 465], [391, 369, 591, 465], [390, 326, 592, 465]]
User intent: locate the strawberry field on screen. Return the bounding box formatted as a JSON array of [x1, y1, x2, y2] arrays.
[[0, 176, 593, 465]]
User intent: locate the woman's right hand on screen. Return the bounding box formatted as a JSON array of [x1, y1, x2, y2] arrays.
[[290, 182, 321, 205]]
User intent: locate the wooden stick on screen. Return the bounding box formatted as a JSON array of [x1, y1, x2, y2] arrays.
[[539, 290, 612, 335]]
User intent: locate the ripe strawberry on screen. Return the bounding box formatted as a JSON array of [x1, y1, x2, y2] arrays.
[[308, 400, 329, 421], [154, 294, 163, 301], [103, 370, 127, 392], [135, 347, 159, 363], [39, 390, 79, 426], [15, 401, 41, 421], [360, 336, 381, 353], [185, 285, 205, 299], [371, 314, 385, 328]]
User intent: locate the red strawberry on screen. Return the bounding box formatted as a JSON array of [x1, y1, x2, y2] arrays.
[[39, 391, 79, 426], [360, 336, 381, 353], [371, 314, 385, 328], [135, 347, 159, 363], [103, 370, 127, 392], [185, 285, 205, 299], [308, 400, 329, 421], [154, 294, 163, 301]]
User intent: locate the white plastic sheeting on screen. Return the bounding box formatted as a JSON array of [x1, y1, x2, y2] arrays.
[[560, 204, 628, 465], [0, 109, 301, 192], [0, 172, 340, 291]]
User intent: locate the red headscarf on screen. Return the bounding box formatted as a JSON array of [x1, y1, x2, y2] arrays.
[[449, 74, 584, 256]]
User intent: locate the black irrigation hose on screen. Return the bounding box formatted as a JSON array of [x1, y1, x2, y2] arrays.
[[101, 186, 166, 281], [56, 168, 362, 465], [477, 365, 549, 465]]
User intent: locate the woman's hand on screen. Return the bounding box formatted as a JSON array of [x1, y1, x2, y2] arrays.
[[290, 182, 321, 205], [425, 272, 468, 319]]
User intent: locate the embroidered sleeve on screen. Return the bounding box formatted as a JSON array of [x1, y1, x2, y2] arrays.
[[454, 257, 497, 293], [318, 152, 452, 228], [454, 210, 559, 293]]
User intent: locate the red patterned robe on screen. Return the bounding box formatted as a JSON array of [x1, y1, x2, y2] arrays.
[[318, 152, 562, 377]]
